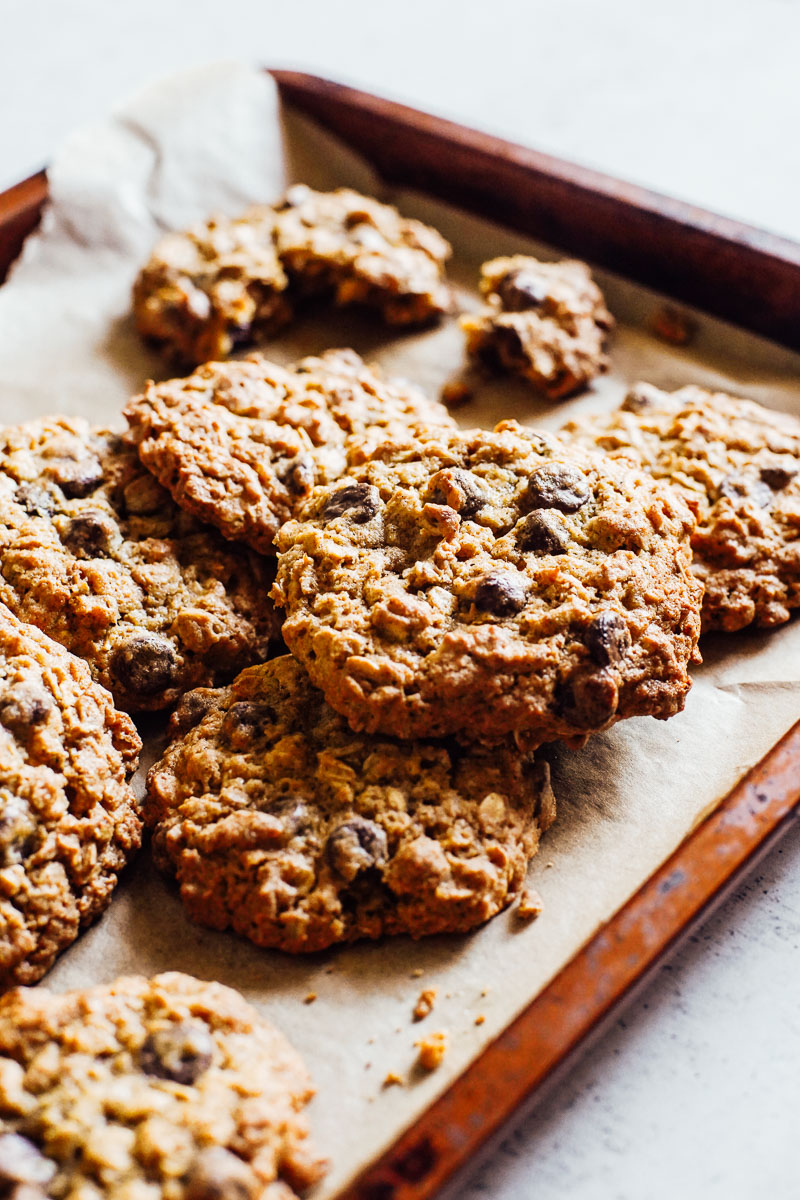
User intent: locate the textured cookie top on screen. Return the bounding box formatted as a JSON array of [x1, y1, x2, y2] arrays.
[[561, 383, 800, 631], [146, 656, 554, 952], [0, 417, 278, 711], [461, 255, 613, 399], [273, 420, 702, 746], [125, 350, 456, 554], [133, 206, 291, 364], [273, 185, 453, 323], [0, 604, 141, 990], [0, 972, 324, 1200]]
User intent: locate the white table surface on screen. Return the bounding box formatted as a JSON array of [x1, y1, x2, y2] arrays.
[[2, 2, 799, 1196]]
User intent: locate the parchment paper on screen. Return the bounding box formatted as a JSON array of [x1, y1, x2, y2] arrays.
[[1, 63, 799, 1197]]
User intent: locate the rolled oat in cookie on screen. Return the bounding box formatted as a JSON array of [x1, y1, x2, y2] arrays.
[[0, 417, 278, 711], [125, 349, 456, 555], [0, 972, 325, 1199], [0, 603, 141, 990], [561, 382, 800, 632], [146, 656, 555, 952], [273, 420, 702, 746], [461, 255, 613, 399]]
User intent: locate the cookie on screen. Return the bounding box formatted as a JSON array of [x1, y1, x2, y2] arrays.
[[125, 349, 456, 554], [273, 420, 702, 746], [0, 972, 324, 1199], [273, 184, 452, 325], [561, 382, 800, 631], [133, 186, 452, 366], [461, 255, 613, 399], [0, 603, 141, 989], [0, 417, 278, 710], [133, 206, 292, 365], [145, 656, 556, 952]]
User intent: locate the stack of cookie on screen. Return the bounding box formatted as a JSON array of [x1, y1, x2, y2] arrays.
[[2, 183, 800, 1199]]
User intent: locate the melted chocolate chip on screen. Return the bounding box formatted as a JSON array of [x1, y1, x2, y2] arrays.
[[0, 686, 52, 734], [220, 701, 276, 746], [266, 797, 311, 838], [0, 798, 37, 866], [47, 457, 104, 499], [326, 817, 388, 881], [622, 383, 663, 413], [759, 463, 798, 490], [321, 483, 380, 523], [717, 473, 773, 509], [109, 634, 179, 699], [515, 510, 570, 555], [61, 510, 116, 557], [139, 1022, 214, 1085], [185, 1148, 258, 1200], [585, 611, 632, 666], [428, 469, 486, 519], [496, 268, 549, 312], [0, 1135, 55, 1188], [473, 571, 529, 617], [170, 689, 217, 737], [14, 484, 55, 519], [524, 464, 591, 513], [283, 457, 315, 496]]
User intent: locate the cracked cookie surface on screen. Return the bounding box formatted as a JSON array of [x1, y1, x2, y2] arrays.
[[561, 383, 800, 632], [145, 656, 555, 952], [0, 604, 141, 990], [461, 255, 613, 399], [0, 972, 324, 1200], [273, 421, 702, 746], [0, 417, 278, 711], [125, 349, 456, 554]]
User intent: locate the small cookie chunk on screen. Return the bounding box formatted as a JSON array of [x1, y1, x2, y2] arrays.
[[145, 656, 555, 952], [461, 255, 613, 399], [274, 185, 452, 324], [0, 972, 325, 1198], [273, 421, 702, 745], [0, 604, 141, 989], [133, 206, 292, 365], [125, 349, 456, 554], [0, 417, 278, 710], [561, 383, 800, 632]]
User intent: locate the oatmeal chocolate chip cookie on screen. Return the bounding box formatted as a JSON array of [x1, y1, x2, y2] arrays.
[[461, 255, 613, 399], [146, 656, 555, 952], [273, 421, 702, 746], [0, 972, 325, 1199], [133, 206, 292, 365], [0, 604, 141, 989], [561, 383, 800, 632], [273, 184, 452, 324], [0, 417, 278, 711], [125, 349, 456, 555]]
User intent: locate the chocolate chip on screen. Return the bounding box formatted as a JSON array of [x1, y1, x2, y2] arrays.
[[515, 510, 570, 555], [61, 510, 116, 557], [185, 1147, 258, 1200], [220, 701, 276, 746], [0, 1135, 56, 1188], [473, 571, 529, 616], [14, 484, 55, 519], [320, 483, 380, 523], [170, 689, 217, 737], [585, 611, 632, 666], [283, 457, 315, 496], [46, 456, 104, 498], [759, 463, 798, 490], [266, 797, 311, 839], [326, 817, 388, 881], [427, 469, 486, 519], [496, 268, 549, 312], [524, 464, 591, 513], [0, 686, 52, 734], [139, 1022, 214, 1085], [717, 473, 773, 509], [109, 634, 179, 699]]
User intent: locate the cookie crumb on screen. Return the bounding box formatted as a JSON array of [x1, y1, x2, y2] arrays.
[[474, 1015, 486, 1026], [383, 1071, 405, 1088], [410, 968, 424, 978], [441, 380, 474, 408], [650, 304, 696, 346], [416, 1031, 448, 1071], [413, 988, 437, 1022], [303, 992, 317, 1004], [516, 888, 544, 921], [480, 989, 489, 997]]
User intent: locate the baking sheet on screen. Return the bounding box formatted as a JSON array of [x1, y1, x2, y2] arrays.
[[1, 63, 800, 1198]]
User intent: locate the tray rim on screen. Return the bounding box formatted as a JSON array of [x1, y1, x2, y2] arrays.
[[1, 70, 799, 1200]]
